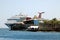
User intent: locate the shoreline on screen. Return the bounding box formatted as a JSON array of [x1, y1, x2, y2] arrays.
[[0, 28, 60, 32]]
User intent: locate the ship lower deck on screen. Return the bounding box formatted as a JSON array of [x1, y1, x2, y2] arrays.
[[5, 23, 32, 30]]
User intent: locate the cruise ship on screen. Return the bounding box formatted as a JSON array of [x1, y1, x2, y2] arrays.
[[5, 12, 44, 31]]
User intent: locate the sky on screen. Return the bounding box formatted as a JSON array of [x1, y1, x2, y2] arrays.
[[0, 0, 60, 28]]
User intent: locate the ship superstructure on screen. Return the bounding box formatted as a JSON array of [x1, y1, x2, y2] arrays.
[[6, 13, 27, 24]]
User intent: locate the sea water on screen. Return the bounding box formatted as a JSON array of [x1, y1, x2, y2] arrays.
[[0, 28, 60, 40]]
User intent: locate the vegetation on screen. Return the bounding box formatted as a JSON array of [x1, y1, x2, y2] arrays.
[[43, 18, 60, 31]]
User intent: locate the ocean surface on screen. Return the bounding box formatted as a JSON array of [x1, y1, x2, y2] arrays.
[[0, 28, 60, 40]]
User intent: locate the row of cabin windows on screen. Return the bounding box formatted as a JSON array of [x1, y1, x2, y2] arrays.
[[8, 18, 25, 22]]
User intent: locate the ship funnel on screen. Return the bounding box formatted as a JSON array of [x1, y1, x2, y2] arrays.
[[38, 12, 44, 18]]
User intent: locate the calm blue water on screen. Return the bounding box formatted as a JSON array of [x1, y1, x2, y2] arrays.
[[0, 28, 60, 40]]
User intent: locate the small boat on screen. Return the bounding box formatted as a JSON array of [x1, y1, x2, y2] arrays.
[[26, 26, 39, 31]]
